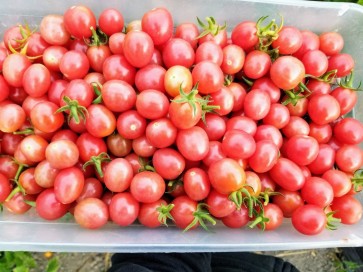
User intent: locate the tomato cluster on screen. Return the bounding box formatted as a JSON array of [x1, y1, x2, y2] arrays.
[[0, 6, 362, 235]]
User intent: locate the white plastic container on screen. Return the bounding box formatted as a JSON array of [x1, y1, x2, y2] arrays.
[[0, 0, 363, 252]]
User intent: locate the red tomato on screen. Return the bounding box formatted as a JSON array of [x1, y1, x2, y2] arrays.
[[222, 129, 256, 159], [226, 116, 257, 136], [308, 94, 340, 125], [141, 8, 173, 45], [45, 139, 79, 169], [85, 104, 116, 138], [197, 114, 226, 141], [102, 55, 136, 85], [0, 104, 26, 133], [138, 199, 170, 228], [36, 188, 70, 220], [208, 86, 234, 116], [5, 193, 36, 215], [243, 89, 271, 121], [101, 80, 136, 113], [0, 173, 11, 202], [136, 89, 169, 120], [162, 38, 195, 68], [192, 61, 224, 94], [254, 125, 283, 149], [269, 158, 305, 191], [319, 32, 344, 56], [19, 135, 48, 163], [34, 160, 59, 188], [249, 140, 279, 173], [176, 127, 209, 161], [104, 158, 133, 193], [292, 204, 327, 235], [221, 44, 245, 75], [301, 177, 334, 207], [331, 195, 362, 225], [327, 53, 354, 78], [63, 5, 96, 39], [170, 196, 198, 230], [109, 33, 125, 55], [132, 136, 156, 158], [331, 86, 357, 116], [270, 56, 305, 90], [333, 118, 363, 145], [135, 64, 166, 93], [152, 148, 185, 180], [2, 54, 31, 87], [293, 30, 319, 59], [322, 169, 352, 197], [76, 177, 103, 202], [74, 198, 109, 229], [145, 118, 177, 148], [285, 135, 319, 166], [195, 41, 223, 65], [208, 158, 245, 195], [87, 45, 111, 73], [231, 21, 257, 50], [252, 77, 281, 103], [206, 189, 236, 218], [183, 167, 211, 201], [263, 203, 284, 231], [273, 189, 304, 218], [124, 31, 154, 68], [307, 144, 335, 175], [301, 50, 328, 77], [98, 8, 124, 36], [243, 50, 271, 79], [54, 167, 84, 204], [116, 110, 147, 140], [309, 123, 332, 144], [130, 171, 165, 203], [282, 116, 310, 138], [272, 26, 302, 54], [202, 141, 226, 167], [30, 101, 64, 133], [263, 103, 290, 129], [175, 23, 199, 49], [335, 145, 363, 173], [59, 50, 89, 80], [221, 206, 250, 228], [109, 192, 139, 226], [229, 82, 247, 112]]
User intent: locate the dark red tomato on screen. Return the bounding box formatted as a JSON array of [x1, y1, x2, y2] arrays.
[[328, 53, 354, 78], [208, 158, 245, 195], [226, 116, 257, 136], [243, 89, 271, 121], [192, 61, 224, 94], [254, 125, 283, 149], [102, 80, 136, 113], [132, 136, 156, 157], [249, 140, 279, 173], [109, 32, 125, 55], [116, 110, 147, 140], [175, 23, 199, 49], [40, 15, 70, 45], [87, 45, 111, 73], [170, 196, 199, 230], [74, 198, 108, 229], [86, 104, 116, 138], [0, 173, 11, 202], [195, 41, 223, 65], [328, 136, 344, 151], [2, 53, 31, 87], [19, 135, 48, 163], [231, 21, 257, 50], [262, 203, 283, 231], [101, 191, 113, 207], [104, 158, 133, 193], [162, 38, 195, 68], [136, 89, 169, 120], [282, 116, 310, 138], [270, 158, 305, 191], [335, 145, 363, 173], [197, 114, 226, 141], [322, 169, 352, 197], [176, 126, 209, 161], [107, 133, 132, 157], [146, 118, 177, 148], [221, 206, 249, 229], [0, 156, 18, 180], [48, 79, 68, 105], [54, 167, 85, 204], [222, 129, 256, 159], [331, 87, 357, 116], [124, 31, 154, 68], [63, 5, 96, 39], [208, 86, 234, 116], [4, 193, 36, 215], [307, 144, 335, 175], [285, 135, 319, 166], [206, 189, 236, 218], [59, 50, 89, 80], [0, 75, 10, 102], [301, 50, 328, 77], [103, 55, 136, 85], [36, 188, 70, 220], [30, 101, 64, 133], [45, 139, 79, 169], [135, 64, 166, 93], [152, 148, 185, 180], [331, 195, 362, 225], [221, 44, 245, 75], [252, 77, 281, 103], [301, 177, 334, 207], [319, 32, 344, 56], [109, 192, 140, 226], [202, 141, 226, 167], [164, 65, 193, 98], [293, 30, 320, 59], [334, 118, 363, 145], [263, 103, 290, 129], [76, 177, 103, 202], [124, 153, 143, 175], [270, 56, 305, 90], [183, 167, 210, 201], [1, 133, 23, 155], [309, 123, 332, 144], [0, 104, 26, 133], [130, 171, 165, 203], [228, 82, 247, 112], [68, 117, 86, 134], [18, 168, 43, 195], [272, 26, 302, 54], [138, 199, 170, 228], [98, 8, 124, 36], [292, 204, 327, 235], [142, 8, 173, 45], [273, 189, 304, 218], [243, 50, 271, 79], [34, 160, 59, 188]]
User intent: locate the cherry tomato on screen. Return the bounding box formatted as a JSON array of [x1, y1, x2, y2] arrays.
[[322, 169, 352, 197], [222, 129, 256, 159], [141, 8, 173, 45], [292, 204, 327, 235], [183, 167, 210, 201], [249, 140, 279, 173], [243, 50, 271, 79], [85, 104, 116, 138], [333, 118, 363, 145], [116, 110, 147, 140], [136, 89, 169, 120], [145, 118, 177, 148], [0, 104, 26, 133], [124, 31, 154, 68], [270, 56, 305, 90], [109, 192, 139, 226], [103, 55, 136, 85], [135, 64, 166, 93], [331, 195, 362, 225], [263, 203, 284, 231], [19, 135, 48, 163], [282, 116, 310, 138], [243, 89, 271, 121], [59, 50, 90, 80], [130, 171, 165, 203], [221, 206, 250, 228], [36, 188, 70, 220], [175, 23, 199, 49], [301, 50, 328, 77], [138, 199, 170, 228], [328, 53, 354, 78], [63, 5, 96, 39], [335, 145, 363, 173], [307, 144, 335, 175], [192, 61, 224, 94], [331, 86, 357, 116], [54, 167, 84, 204], [98, 8, 124, 36], [221, 44, 245, 75], [104, 158, 133, 193], [206, 189, 236, 218], [301, 177, 334, 207], [285, 135, 319, 166], [74, 198, 109, 229], [164, 65, 193, 97], [273, 189, 304, 218], [269, 158, 305, 191], [176, 126, 209, 161], [2, 53, 31, 87], [231, 21, 257, 50], [101, 80, 136, 113], [272, 26, 302, 54], [0, 173, 11, 202], [162, 38, 195, 68], [197, 114, 226, 141], [309, 123, 332, 144], [132, 136, 156, 158], [319, 32, 344, 56], [195, 41, 223, 65], [5, 193, 36, 215], [152, 148, 185, 180]]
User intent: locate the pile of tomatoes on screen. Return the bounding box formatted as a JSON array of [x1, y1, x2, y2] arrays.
[[0, 5, 362, 236]]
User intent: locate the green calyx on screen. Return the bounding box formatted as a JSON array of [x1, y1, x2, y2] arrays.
[[256, 15, 283, 51], [196, 16, 227, 39], [249, 208, 270, 231], [325, 210, 341, 231], [56, 96, 89, 124], [351, 169, 363, 193], [171, 83, 204, 117], [339, 70, 362, 91], [83, 152, 111, 178], [85, 26, 108, 47], [5, 160, 28, 202], [183, 203, 216, 232], [91, 82, 103, 104], [156, 203, 175, 226], [282, 82, 311, 106]]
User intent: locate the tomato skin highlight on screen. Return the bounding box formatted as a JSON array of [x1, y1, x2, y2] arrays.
[[269, 158, 305, 191], [292, 204, 327, 235]]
